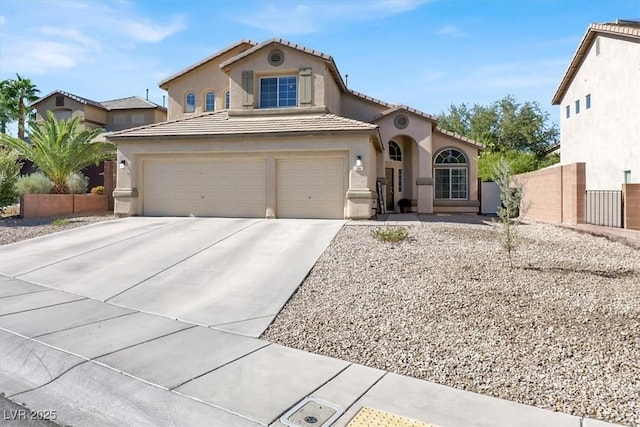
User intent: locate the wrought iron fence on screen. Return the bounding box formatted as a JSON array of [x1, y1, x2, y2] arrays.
[[586, 190, 623, 228]]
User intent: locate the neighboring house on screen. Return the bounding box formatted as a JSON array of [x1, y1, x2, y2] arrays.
[[552, 20, 640, 190], [108, 38, 483, 219], [31, 90, 167, 132]]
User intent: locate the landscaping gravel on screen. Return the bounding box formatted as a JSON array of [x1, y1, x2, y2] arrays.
[[0, 213, 116, 245], [263, 218, 640, 426]]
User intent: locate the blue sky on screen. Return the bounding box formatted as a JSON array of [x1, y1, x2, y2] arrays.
[[1, 0, 638, 126]]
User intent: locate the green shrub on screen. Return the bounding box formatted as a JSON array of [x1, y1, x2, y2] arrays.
[[15, 172, 53, 195], [51, 218, 69, 227], [90, 185, 105, 195], [0, 148, 22, 210], [67, 172, 88, 194], [371, 226, 409, 243]]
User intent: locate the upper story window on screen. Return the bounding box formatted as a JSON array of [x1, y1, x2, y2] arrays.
[[113, 114, 127, 125], [575, 100, 580, 114], [565, 105, 570, 119], [131, 114, 145, 125], [389, 140, 402, 161], [259, 76, 297, 108], [55, 95, 64, 107], [225, 90, 230, 109], [205, 91, 215, 112], [586, 94, 591, 109], [185, 92, 195, 113]]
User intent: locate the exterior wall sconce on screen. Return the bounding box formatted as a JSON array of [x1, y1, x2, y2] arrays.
[[354, 155, 363, 171], [119, 160, 126, 169]]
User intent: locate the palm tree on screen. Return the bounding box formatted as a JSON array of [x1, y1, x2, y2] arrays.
[[0, 79, 16, 134], [12, 74, 40, 140], [1, 112, 114, 193]]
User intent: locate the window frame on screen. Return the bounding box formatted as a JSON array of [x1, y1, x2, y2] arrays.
[[575, 99, 580, 114], [565, 105, 570, 119], [434, 148, 469, 200], [185, 92, 196, 113], [389, 140, 402, 161], [204, 91, 215, 112], [586, 94, 591, 109], [259, 75, 298, 108], [225, 90, 230, 109]]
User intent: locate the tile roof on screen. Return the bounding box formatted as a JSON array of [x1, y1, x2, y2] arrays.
[[220, 38, 347, 91], [434, 127, 485, 150], [101, 96, 166, 110], [158, 40, 257, 88], [372, 105, 439, 123], [552, 20, 640, 104], [31, 90, 105, 109], [106, 111, 379, 140]]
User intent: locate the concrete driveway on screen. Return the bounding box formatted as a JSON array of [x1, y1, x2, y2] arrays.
[[0, 217, 344, 337]]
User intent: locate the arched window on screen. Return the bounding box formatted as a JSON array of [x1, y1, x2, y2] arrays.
[[434, 148, 468, 200], [225, 90, 230, 109], [185, 92, 195, 113], [389, 140, 402, 161], [205, 91, 215, 112]]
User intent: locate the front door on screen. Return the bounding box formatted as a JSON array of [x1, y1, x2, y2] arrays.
[[385, 168, 394, 211]]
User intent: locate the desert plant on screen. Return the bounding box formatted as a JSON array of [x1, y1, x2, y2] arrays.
[[51, 218, 69, 227], [90, 185, 105, 195], [494, 159, 527, 268], [66, 172, 89, 194], [0, 147, 22, 210], [15, 172, 53, 195], [371, 226, 409, 243], [0, 112, 113, 193]]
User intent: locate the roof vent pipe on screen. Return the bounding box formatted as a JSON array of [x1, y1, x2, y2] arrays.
[[163, 95, 165, 107], [345, 74, 349, 88], [146, 89, 149, 100]]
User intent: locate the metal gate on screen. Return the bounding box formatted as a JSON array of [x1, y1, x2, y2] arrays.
[[586, 190, 623, 228]]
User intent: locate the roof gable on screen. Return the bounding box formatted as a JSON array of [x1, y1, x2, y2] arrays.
[[220, 38, 347, 92], [552, 21, 640, 105], [158, 39, 257, 88], [101, 96, 166, 110], [372, 104, 438, 123], [31, 90, 105, 110]]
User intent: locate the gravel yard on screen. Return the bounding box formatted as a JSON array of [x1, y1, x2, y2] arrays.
[[0, 211, 116, 245], [263, 218, 640, 426]]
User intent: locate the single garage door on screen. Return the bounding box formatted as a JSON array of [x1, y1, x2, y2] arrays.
[[143, 158, 266, 217], [277, 158, 345, 219]]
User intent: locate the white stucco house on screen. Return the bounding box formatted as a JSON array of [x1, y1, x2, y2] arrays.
[[107, 39, 483, 219], [552, 20, 640, 190]]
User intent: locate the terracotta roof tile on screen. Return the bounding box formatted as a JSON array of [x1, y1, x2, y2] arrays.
[[434, 127, 485, 150], [106, 111, 379, 139], [31, 90, 105, 109], [372, 105, 438, 123], [101, 96, 165, 110]]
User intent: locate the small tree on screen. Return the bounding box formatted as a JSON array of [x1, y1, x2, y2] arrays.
[[494, 159, 526, 268], [0, 112, 113, 193], [0, 148, 22, 211]]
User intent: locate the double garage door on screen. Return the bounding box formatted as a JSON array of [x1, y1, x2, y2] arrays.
[[143, 156, 345, 219]]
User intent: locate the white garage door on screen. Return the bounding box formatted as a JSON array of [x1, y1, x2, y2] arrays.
[[143, 158, 266, 217], [277, 158, 345, 219]]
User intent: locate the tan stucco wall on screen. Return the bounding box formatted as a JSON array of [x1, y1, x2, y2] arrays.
[[515, 162, 586, 225], [162, 44, 250, 120], [341, 94, 386, 122], [113, 134, 377, 218], [106, 109, 166, 131], [35, 96, 105, 127], [227, 45, 339, 112], [559, 34, 640, 189]]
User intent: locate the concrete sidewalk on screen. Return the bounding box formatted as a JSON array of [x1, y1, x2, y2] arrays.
[[0, 276, 621, 427]]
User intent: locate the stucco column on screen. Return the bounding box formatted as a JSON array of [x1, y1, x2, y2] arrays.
[[346, 169, 374, 219], [416, 129, 433, 213]]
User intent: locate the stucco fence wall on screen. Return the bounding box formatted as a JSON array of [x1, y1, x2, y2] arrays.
[[514, 163, 586, 226], [20, 194, 108, 218], [514, 164, 640, 230]]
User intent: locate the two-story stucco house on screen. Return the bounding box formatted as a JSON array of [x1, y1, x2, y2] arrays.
[[107, 39, 483, 219], [31, 90, 167, 132], [552, 20, 640, 190]]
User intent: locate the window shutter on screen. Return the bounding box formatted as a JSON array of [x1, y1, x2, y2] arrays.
[[299, 67, 312, 105], [242, 71, 254, 107]]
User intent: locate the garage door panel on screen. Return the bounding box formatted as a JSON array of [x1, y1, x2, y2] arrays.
[[144, 159, 266, 217], [277, 158, 345, 219]]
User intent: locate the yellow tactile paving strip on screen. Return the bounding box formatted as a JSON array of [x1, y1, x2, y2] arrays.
[[346, 407, 439, 427]]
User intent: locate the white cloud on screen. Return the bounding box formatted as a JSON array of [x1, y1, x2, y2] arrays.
[[118, 16, 186, 43], [239, 0, 430, 35], [0, 15, 6, 26], [437, 25, 467, 37], [39, 26, 101, 50], [8, 41, 88, 74]]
